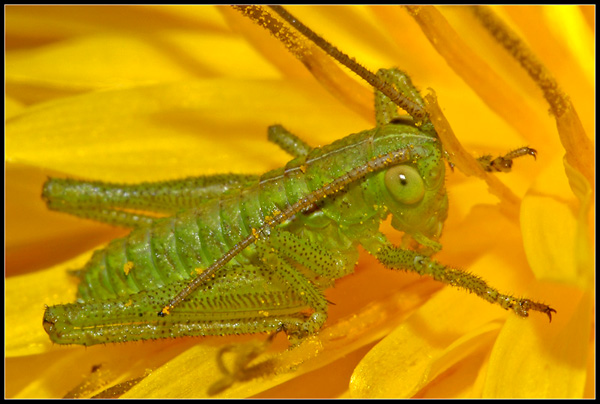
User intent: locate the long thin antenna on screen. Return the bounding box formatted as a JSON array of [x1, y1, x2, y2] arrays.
[[232, 5, 427, 122], [267, 6, 427, 122]]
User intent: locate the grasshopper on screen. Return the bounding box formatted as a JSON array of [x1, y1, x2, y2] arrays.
[[42, 79, 554, 347], [40, 5, 556, 394]]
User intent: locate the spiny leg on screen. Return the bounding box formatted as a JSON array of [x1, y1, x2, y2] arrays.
[[43, 174, 258, 227], [375, 68, 427, 127], [477, 147, 537, 173], [256, 240, 329, 343], [207, 230, 344, 394], [44, 125, 314, 228], [267, 229, 355, 280], [370, 243, 555, 321], [44, 203, 158, 228], [268, 124, 312, 158]]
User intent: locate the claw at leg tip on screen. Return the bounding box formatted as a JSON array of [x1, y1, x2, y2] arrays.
[[547, 307, 557, 323]]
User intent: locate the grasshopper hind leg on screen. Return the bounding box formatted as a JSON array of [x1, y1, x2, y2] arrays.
[[42, 174, 259, 228]]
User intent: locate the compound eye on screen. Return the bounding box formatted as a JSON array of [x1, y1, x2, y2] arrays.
[[384, 165, 425, 205]]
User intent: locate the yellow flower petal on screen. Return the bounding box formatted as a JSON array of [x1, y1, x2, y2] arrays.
[[6, 5, 593, 398], [6, 96, 25, 118], [7, 79, 368, 182], [483, 284, 591, 398], [5, 6, 228, 44], [6, 256, 82, 356], [6, 32, 282, 95], [521, 192, 586, 282], [349, 286, 504, 398]]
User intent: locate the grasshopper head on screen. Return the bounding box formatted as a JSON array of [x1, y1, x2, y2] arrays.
[[380, 147, 449, 249]]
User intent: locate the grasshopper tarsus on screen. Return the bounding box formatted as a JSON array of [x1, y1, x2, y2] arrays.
[[546, 307, 557, 323], [478, 146, 537, 173], [526, 147, 537, 160], [524, 300, 556, 323]]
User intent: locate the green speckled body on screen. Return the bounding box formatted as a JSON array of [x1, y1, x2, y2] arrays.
[[43, 123, 448, 346], [43, 66, 556, 348]]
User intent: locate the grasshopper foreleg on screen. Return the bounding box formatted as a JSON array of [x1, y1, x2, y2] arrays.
[[267, 229, 356, 280], [369, 242, 556, 321], [477, 147, 537, 173]]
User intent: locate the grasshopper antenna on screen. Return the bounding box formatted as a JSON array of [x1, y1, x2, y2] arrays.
[[233, 5, 427, 123]]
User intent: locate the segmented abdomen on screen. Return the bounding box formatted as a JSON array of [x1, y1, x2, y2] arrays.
[[76, 125, 419, 301]]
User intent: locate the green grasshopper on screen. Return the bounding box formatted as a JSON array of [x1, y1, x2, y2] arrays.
[[42, 65, 554, 348], [42, 5, 554, 364]]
